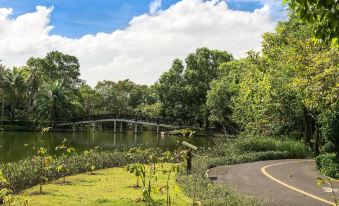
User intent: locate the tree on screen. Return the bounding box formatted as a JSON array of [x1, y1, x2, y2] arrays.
[[35, 82, 77, 126], [157, 48, 233, 128], [157, 59, 188, 122], [5, 67, 27, 120], [25, 58, 45, 116], [207, 60, 247, 134], [38, 51, 82, 90], [285, 0, 339, 44], [0, 63, 9, 125], [184, 48, 233, 129]]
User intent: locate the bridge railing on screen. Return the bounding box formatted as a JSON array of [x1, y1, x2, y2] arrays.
[[68, 113, 188, 127]]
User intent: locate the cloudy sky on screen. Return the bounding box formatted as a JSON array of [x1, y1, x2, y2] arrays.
[[0, 0, 286, 86]]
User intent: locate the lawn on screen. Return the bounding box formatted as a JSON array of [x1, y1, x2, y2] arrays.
[[16, 164, 191, 206]]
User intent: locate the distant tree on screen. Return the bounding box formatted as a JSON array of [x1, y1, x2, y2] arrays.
[[35, 82, 76, 126], [207, 60, 247, 134], [0, 63, 9, 124], [26, 58, 44, 116], [34, 51, 82, 89], [184, 48, 233, 129], [157, 48, 233, 128], [157, 59, 188, 121], [5, 67, 27, 119]]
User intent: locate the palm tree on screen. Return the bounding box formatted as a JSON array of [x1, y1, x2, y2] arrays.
[[6, 67, 26, 120], [25, 59, 43, 117], [0, 63, 9, 125], [35, 81, 75, 127]]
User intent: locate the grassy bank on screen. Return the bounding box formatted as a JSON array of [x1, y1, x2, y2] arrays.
[[0, 125, 37, 131], [17, 164, 190, 206], [0, 148, 163, 193]]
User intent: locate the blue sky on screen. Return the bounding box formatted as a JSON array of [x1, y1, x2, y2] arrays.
[[0, 0, 284, 85], [0, 0, 271, 38]]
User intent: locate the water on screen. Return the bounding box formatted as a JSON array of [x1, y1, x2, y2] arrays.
[[0, 131, 212, 163]]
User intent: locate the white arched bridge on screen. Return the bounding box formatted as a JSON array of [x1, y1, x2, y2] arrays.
[[55, 113, 185, 133]]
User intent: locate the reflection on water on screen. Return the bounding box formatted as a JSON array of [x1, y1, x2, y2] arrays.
[[0, 131, 212, 163]]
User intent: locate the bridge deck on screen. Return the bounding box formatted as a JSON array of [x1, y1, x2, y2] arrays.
[[56, 118, 181, 129]]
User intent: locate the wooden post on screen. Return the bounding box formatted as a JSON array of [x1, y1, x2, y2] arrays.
[[80, 123, 83, 132], [120, 122, 123, 132], [187, 150, 192, 175], [156, 124, 160, 133], [113, 120, 116, 133]]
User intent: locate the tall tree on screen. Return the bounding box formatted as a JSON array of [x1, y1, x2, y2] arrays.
[[184, 48, 233, 129], [35, 82, 76, 126], [6, 67, 26, 120], [0, 63, 9, 125], [157, 59, 188, 122]]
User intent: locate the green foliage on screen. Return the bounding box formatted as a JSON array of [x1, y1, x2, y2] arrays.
[[234, 136, 308, 158], [319, 108, 339, 155], [285, 0, 339, 44], [126, 163, 146, 188], [178, 174, 262, 206], [157, 48, 233, 127], [207, 60, 247, 133], [315, 153, 339, 179]]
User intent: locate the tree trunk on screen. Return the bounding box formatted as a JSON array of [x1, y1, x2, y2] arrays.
[[303, 107, 312, 149], [314, 125, 320, 156], [1, 90, 4, 126], [10, 99, 16, 120], [205, 118, 210, 131]]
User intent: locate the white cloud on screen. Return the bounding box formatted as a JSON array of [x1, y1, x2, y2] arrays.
[[149, 0, 162, 15], [0, 0, 277, 86]]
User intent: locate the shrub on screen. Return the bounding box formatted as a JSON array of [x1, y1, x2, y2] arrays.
[[234, 136, 308, 158], [315, 153, 339, 179]]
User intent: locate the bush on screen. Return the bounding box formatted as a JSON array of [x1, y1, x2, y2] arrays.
[[315, 153, 339, 179], [234, 136, 308, 158]]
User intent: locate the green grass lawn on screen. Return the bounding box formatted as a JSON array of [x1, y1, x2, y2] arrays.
[[16, 164, 191, 206]]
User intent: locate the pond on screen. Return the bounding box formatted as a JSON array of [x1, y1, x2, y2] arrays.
[[0, 130, 212, 163]]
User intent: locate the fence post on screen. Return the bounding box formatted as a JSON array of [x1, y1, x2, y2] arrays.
[[92, 121, 96, 133], [113, 120, 116, 133]]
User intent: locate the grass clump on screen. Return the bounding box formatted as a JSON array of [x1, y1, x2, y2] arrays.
[[234, 136, 308, 158]]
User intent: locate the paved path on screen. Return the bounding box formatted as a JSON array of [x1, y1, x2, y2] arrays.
[[208, 159, 338, 206]]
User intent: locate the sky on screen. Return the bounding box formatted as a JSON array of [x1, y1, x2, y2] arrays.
[[0, 0, 287, 86]]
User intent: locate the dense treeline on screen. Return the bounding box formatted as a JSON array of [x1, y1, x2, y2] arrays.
[[0, 51, 156, 126], [0, 14, 338, 156]]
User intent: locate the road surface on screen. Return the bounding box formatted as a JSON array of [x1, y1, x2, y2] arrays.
[[208, 159, 338, 206]]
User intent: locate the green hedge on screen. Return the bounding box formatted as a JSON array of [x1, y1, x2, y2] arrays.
[[315, 153, 339, 179]]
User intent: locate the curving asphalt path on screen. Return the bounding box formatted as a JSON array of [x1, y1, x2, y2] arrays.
[[208, 159, 338, 206]]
